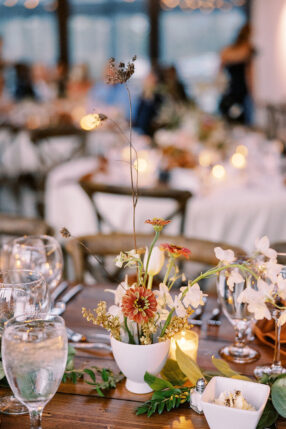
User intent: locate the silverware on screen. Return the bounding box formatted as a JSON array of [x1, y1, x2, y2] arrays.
[[66, 327, 110, 344], [51, 284, 83, 316], [71, 342, 112, 352], [190, 307, 204, 326], [50, 281, 69, 303], [207, 307, 222, 326]]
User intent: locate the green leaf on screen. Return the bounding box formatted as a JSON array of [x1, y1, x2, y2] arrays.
[[144, 372, 173, 391], [272, 376, 286, 417], [211, 357, 251, 381], [136, 404, 149, 416], [84, 368, 96, 382], [202, 370, 220, 382], [124, 317, 136, 344], [96, 387, 104, 397], [158, 401, 165, 414], [175, 343, 204, 385], [101, 369, 109, 382], [161, 359, 187, 386], [0, 361, 5, 381], [256, 400, 278, 429]]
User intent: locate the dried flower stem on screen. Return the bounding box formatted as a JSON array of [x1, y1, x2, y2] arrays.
[[125, 82, 138, 251]]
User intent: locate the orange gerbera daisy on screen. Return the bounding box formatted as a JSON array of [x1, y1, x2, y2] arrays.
[[121, 287, 157, 324], [160, 243, 191, 259]]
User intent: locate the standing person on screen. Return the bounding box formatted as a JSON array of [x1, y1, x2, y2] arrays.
[[219, 23, 255, 125]]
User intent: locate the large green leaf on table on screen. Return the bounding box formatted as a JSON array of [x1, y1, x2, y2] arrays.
[[211, 357, 251, 381], [175, 343, 204, 386], [272, 376, 286, 417], [144, 372, 173, 391], [256, 400, 278, 429], [161, 359, 187, 386]]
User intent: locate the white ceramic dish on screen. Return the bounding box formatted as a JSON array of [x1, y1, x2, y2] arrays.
[[201, 376, 270, 429]]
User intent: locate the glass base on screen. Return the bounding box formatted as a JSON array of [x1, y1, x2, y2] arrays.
[[254, 363, 286, 379], [219, 344, 260, 364], [0, 395, 28, 415]]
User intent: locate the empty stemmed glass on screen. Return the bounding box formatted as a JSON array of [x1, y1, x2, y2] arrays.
[[8, 235, 63, 294], [0, 270, 50, 415], [217, 270, 260, 364], [2, 314, 67, 429], [254, 266, 286, 378]]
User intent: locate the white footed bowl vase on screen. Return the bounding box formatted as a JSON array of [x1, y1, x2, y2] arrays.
[[110, 336, 170, 394]]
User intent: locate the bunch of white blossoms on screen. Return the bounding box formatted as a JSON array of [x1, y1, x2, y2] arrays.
[[215, 236, 286, 325]]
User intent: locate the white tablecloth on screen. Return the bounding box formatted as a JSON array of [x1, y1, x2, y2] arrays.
[[45, 156, 286, 252]]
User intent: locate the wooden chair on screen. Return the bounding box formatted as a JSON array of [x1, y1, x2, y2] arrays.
[[0, 213, 53, 237], [79, 180, 192, 235], [65, 232, 246, 283]]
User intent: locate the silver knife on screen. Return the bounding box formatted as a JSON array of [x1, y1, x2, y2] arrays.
[[66, 327, 110, 343], [71, 342, 112, 351], [51, 281, 69, 303], [59, 284, 83, 305]]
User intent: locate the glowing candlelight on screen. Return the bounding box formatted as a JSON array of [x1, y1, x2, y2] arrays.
[[236, 144, 248, 156], [169, 330, 199, 361], [211, 164, 226, 180], [231, 152, 246, 169], [80, 114, 101, 131]]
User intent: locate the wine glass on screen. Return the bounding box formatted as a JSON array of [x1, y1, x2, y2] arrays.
[[8, 235, 63, 294], [2, 314, 67, 429], [217, 270, 260, 364], [254, 266, 286, 378], [0, 270, 50, 415]]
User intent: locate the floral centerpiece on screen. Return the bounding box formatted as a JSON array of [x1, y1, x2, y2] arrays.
[[82, 216, 258, 393]]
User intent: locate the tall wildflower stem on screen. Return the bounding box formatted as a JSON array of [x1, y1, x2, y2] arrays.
[[162, 257, 175, 287], [143, 230, 160, 286], [125, 83, 138, 251]]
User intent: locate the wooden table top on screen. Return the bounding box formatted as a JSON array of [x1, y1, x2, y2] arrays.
[[1, 283, 286, 428]]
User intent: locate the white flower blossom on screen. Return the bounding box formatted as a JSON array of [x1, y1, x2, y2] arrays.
[[105, 279, 128, 305], [157, 308, 170, 322], [154, 283, 174, 309], [237, 285, 271, 320], [226, 269, 244, 291], [173, 295, 187, 318], [144, 246, 165, 276], [278, 310, 286, 326], [264, 261, 282, 284], [181, 283, 206, 309], [108, 304, 124, 323], [255, 236, 277, 260], [214, 247, 235, 264]]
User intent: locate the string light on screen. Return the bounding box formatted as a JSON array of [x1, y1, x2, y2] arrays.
[[231, 153, 246, 169], [24, 0, 39, 9], [3, 0, 18, 6], [80, 114, 102, 131], [212, 164, 226, 180], [160, 0, 244, 11]]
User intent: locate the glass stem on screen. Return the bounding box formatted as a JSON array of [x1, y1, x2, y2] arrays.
[[272, 310, 282, 368], [234, 327, 247, 349], [29, 409, 43, 429]]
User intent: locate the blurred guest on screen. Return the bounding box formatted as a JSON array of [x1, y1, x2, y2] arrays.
[[88, 64, 130, 119], [54, 61, 68, 98], [164, 65, 188, 102], [134, 67, 165, 136], [67, 63, 92, 99], [14, 63, 36, 101], [0, 72, 12, 115], [219, 23, 254, 125], [32, 63, 56, 102]]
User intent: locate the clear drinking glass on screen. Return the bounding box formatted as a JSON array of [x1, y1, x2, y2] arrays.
[[0, 270, 50, 415], [2, 314, 68, 429], [217, 271, 260, 364], [8, 235, 63, 293]]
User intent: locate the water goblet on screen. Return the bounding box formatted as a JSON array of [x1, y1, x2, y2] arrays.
[[2, 314, 67, 428], [8, 235, 63, 294], [0, 270, 50, 415], [217, 271, 260, 364]]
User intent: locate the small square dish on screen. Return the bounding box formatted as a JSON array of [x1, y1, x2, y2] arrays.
[[201, 376, 270, 429]]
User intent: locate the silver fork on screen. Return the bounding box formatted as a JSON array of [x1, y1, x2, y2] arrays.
[[207, 305, 222, 326]]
